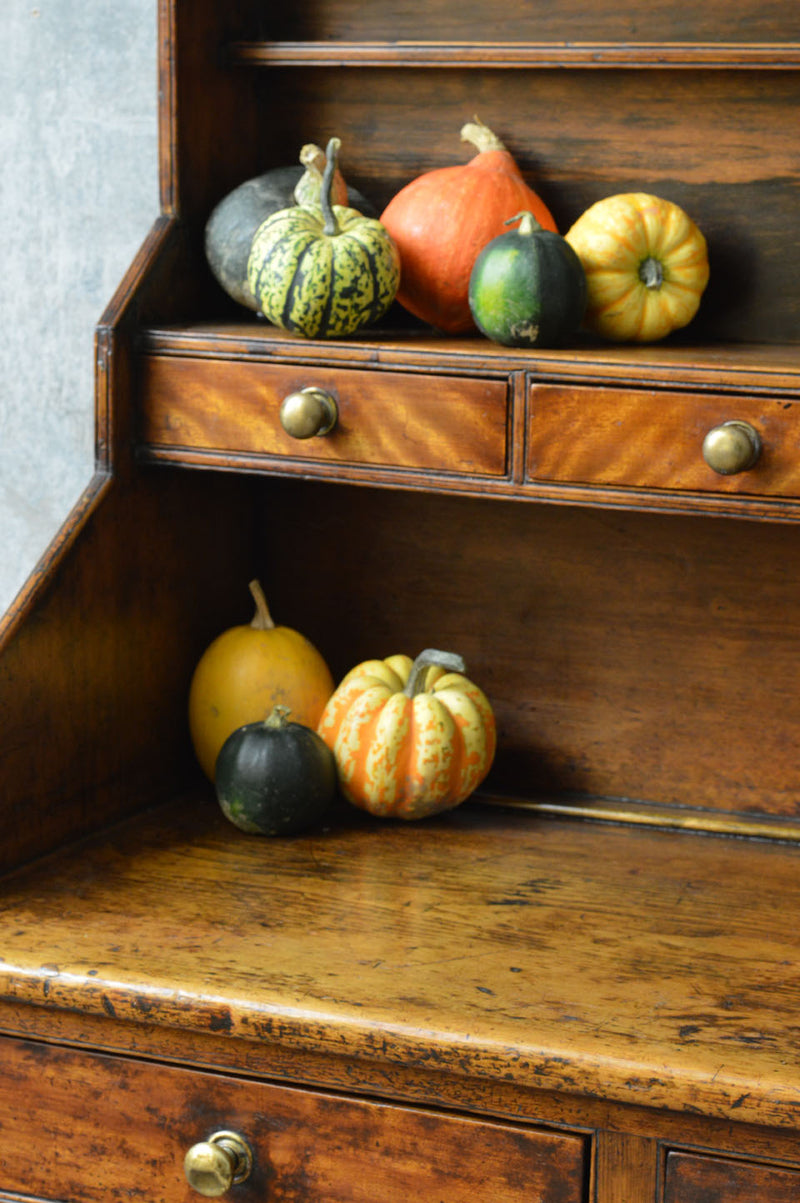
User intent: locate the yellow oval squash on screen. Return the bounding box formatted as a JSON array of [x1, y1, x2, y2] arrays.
[[189, 581, 335, 780], [565, 192, 709, 342]]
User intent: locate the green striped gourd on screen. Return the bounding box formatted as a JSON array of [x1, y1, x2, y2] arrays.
[[247, 138, 400, 338]]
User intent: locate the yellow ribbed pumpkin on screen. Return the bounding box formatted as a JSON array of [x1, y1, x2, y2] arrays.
[[317, 649, 496, 820], [189, 581, 335, 780], [565, 192, 709, 342]]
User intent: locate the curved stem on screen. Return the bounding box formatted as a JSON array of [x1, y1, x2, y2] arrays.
[[248, 579, 276, 630], [404, 649, 467, 698], [460, 116, 506, 155], [504, 210, 539, 236], [321, 136, 342, 237]]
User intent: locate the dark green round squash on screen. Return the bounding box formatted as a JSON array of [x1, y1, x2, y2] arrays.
[[468, 210, 587, 347], [215, 706, 337, 836], [205, 146, 375, 312]]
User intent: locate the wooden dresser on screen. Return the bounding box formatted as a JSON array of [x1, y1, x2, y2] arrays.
[[2, 1, 800, 1199]]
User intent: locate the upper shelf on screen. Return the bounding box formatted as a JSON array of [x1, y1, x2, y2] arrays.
[[228, 40, 800, 68]]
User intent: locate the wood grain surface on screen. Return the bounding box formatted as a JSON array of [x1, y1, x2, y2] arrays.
[[665, 1150, 800, 1201], [0, 1036, 586, 1203], [141, 354, 509, 477], [1, 796, 800, 1136], [527, 384, 800, 496]]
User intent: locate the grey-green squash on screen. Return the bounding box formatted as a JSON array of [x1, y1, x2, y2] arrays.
[[247, 138, 400, 338], [468, 210, 587, 347], [204, 144, 374, 311]]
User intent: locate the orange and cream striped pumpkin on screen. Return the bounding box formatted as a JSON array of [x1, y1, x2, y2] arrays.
[[317, 649, 496, 820]]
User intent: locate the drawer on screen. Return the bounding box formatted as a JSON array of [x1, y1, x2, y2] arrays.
[[0, 1037, 587, 1203], [141, 355, 509, 477], [526, 383, 800, 496], [665, 1150, 800, 1201]]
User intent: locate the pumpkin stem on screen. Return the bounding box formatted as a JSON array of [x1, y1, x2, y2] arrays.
[[460, 116, 507, 156], [404, 649, 467, 698], [639, 256, 664, 290], [505, 211, 540, 236], [321, 136, 342, 237], [264, 705, 291, 729], [248, 579, 276, 631], [293, 143, 327, 206]]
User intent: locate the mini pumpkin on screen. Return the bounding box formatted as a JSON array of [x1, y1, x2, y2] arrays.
[[565, 192, 709, 343], [317, 649, 496, 820], [247, 137, 400, 338]]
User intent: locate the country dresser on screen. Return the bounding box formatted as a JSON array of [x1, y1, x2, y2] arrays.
[[2, 1, 800, 1199]]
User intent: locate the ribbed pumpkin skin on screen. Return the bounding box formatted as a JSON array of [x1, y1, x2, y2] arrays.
[[380, 121, 557, 334], [565, 192, 710, 342], [247, 203, 400, 338], [317, 653, 497, 820]]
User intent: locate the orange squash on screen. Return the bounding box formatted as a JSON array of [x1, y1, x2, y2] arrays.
[[380, 119, 557, 334], [565, 192, 710, 342], [189, 581, 335, 780], [317, 649, 496, 820]]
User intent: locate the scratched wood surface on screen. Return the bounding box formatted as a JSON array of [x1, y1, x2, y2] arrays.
[[0, 1036, 586, 1203], [1, 796, 800, 1136], [664, 1151, 800, 1201]]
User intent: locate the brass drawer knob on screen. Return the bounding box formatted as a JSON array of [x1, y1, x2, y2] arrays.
[[184, 1130, 253, 1197], [280, 386, 338, 439], [702, 420, 762, 475]]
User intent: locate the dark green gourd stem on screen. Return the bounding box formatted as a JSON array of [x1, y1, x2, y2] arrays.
[[321, 136, 341, 236], [404, 649, 467, 698]]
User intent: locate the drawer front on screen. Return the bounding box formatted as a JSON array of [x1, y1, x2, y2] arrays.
[[0, 1037, 587, 1203], [527, 383, 800, 496], [141, 355, 509, 477], [665, 1151, 800, 1201]]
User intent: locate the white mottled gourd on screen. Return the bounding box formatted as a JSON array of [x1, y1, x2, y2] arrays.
[[247, 137, 400, 338]]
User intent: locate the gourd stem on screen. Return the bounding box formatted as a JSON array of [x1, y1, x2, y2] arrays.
[[264, 705, 291, 729], [639, 256, 664, 290], [505, 211, 540, 236], [404, 649, 466, 698], [321, 136, 341, 237], [248, 579, 276, 631], [460, 116, 506, 155]]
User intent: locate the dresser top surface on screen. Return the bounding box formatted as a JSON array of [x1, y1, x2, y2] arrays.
[[1, 796, 798, 1130]]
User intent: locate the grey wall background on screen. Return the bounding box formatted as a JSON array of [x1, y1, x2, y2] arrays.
[[0, 1, 159, 614]]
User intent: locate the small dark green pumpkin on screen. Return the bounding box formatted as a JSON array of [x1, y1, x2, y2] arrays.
[[468, 211, 587, 348], [205, 145, 375, 312], [215, 706, 337, 836]]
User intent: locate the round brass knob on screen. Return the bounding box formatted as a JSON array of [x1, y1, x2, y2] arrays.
[[702, 420, 761, 476], [184, 1130, 253, 1197], [279, 386, 338, 439]]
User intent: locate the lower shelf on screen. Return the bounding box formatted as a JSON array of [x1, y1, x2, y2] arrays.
[[1, 792, 799, 1134]]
